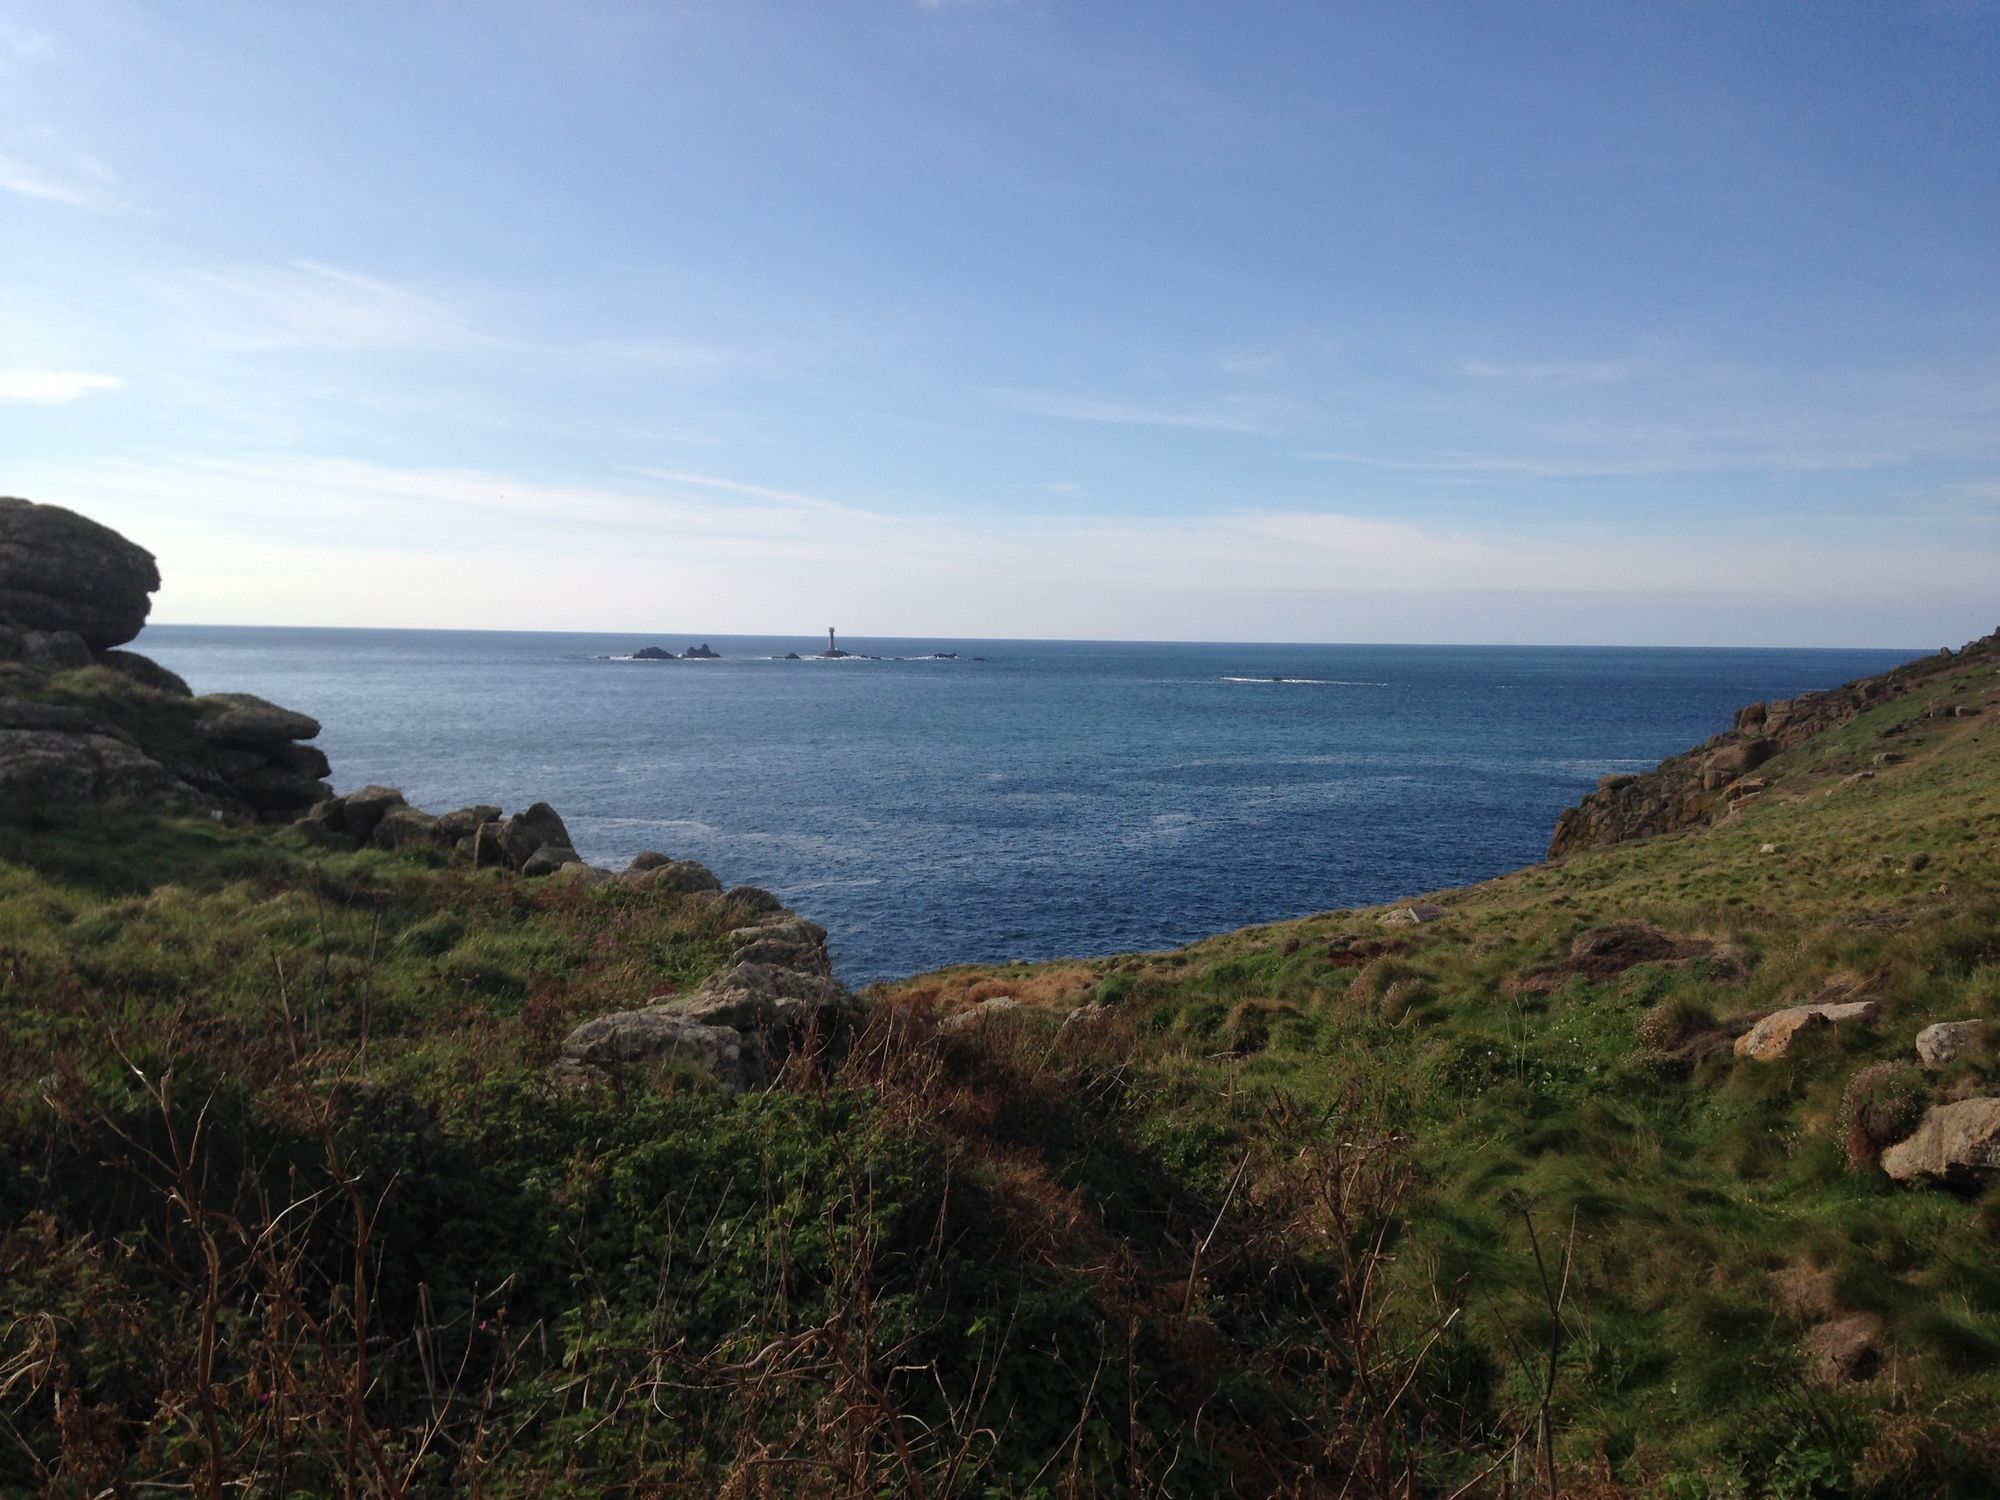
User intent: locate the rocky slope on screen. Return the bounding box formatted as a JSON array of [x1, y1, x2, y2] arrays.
[[1548, 626, 2000, 856]]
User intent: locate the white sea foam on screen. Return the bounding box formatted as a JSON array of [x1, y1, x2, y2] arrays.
[[1220, 675, 1389, 686]]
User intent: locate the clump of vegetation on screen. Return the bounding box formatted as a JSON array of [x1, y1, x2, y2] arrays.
[[1840, 1060, 1928, 1167], [1636, 992, 1716, 1050]]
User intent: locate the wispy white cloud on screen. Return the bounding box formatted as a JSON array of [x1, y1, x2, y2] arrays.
[[1456, 357, 1642, 385], [25, 451, 1998, 646], [580, 338, 747, 374], [1217, 349, 1285, 379], [0, 145, 113, 209], [996, 387, 1303, 434], [0, 369, 120, 402], [625, 467, 892, 519], [169, 261, 475, 353]]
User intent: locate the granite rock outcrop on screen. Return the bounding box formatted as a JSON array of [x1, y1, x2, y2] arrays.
[[0, 500, 335, 823], [1549, 627, 2000, 857], [0, 497, 160, 648]]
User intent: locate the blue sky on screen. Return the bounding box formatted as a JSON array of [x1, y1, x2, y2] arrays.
[[2, 2, 1996, 645]]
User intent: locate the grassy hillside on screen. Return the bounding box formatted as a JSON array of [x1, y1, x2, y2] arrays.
[[2, 648, 1997, 1495]]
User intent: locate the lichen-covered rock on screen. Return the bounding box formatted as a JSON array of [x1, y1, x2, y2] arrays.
[[1879, 1098, 2000, 1182], [558, 1010, 766, 1093], [0, 727, 215, 813], [619, 859, 723, 895], [680, 962, 853, 1034], [1733, 1000, 1879, 1061], [1916, 1020, 1987, 1070], [0, 625, 93, 668], [940, 996, 1024, 1032], [194, 693, 322, 747], [725, 916, 830, 974], [1377, 904, 1444, 926], [0, 498, 161, 648]]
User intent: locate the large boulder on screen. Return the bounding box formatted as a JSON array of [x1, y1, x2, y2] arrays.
[[0, 727, 216, 814], [335, 784, 408, 842], [193, 693, 321, 746], [1916, 1020, 1987, 1070], [679, 962, 852, 1036], [1734, 1001, 1879, 1061], [725, 916, 831, 974], [498, 802, 572, 869], [0, 498, 160, 648], [433, 803, 502, 842], [619, 859, 722, 895], [1880, 1099, 2000, 1183], [558, 1010, 766, 1093]]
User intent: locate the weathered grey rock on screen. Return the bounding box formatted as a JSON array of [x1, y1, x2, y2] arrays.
[[1916, 1020, 1986, 1070], [372, 805, 440, 850], [940, 996, 1023, 1032], [1880, 1099, 2000, 1182], [96, 648, 191, 696], [0, 696, 127, 737], [1377, 903, 1444, 926], [0, 498, 160, 648], [0, 626, 93, 669], [470, 820, 508, 869], [627, 850, 673, 872], [723, 885, 786, 916], [498, 802, 571, 869], [619, 859, 723, 895], [680, 962, 853, 1035], [231, 765, 332, 819], [0, 727, 214, 813], [338, 785, 408, 842], [433, 804, 502, 842], [1701, 739, 1773, 790], [559, 1008, 767, 1093], [264, 742, 332, 780], [194, 693, 321, 747], [1061, 1001, 1110, 1031], [725, 916, 830, 974], [549, 861, 612, 888], [1734, 1001, 1880, 1061], [521, 843, 583, 876]]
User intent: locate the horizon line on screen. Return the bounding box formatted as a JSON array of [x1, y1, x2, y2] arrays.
[[137, 621, 1941, 655]]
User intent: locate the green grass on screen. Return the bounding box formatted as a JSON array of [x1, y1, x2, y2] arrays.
[[3, 648, 1999, 1493]]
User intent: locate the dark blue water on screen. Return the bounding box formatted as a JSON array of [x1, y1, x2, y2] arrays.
[[136, 628, 1911, 981]]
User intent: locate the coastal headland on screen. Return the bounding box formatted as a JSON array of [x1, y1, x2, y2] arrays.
[[3, 499, 1997, 1494]]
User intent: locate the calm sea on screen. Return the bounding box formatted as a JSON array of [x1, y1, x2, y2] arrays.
[[136, 628, 1911, 982]]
